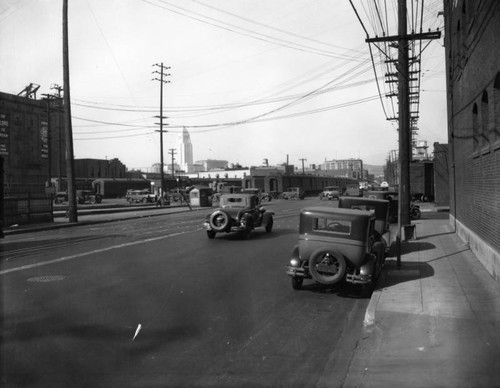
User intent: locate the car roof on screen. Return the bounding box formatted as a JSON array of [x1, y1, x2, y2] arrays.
[[220, 193, 255, 199]]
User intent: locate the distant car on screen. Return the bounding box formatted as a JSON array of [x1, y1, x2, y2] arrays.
[[281, 187, 305, 200], [286, 207, 385, 293], [76, 190, 102, 205], [342, 185, 361, 197], [54, 192, 68, 204], [241, 188, 272, 202], [54, 190, 102, 205], [169, 188, 189, 202], [203, 193, 274, 239], [126, 189, 154, 204], [364, 190, 398, 222], [319, 186, 340, 200]]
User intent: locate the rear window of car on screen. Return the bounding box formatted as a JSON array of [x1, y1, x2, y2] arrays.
[[221, 197, 248, 208], [313, 218, 351, 235]]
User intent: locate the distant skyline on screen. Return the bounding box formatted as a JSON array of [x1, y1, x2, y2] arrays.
[[0, 0, 447, 170]]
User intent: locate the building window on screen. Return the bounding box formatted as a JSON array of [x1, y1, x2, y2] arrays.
[[493, 73, 500, 148]]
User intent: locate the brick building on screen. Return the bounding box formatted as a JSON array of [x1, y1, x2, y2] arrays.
[[320, 158, 364, 179], [444, 0, 500, 280], [75, 158, 126, 179], [0, 91, 65, 195]]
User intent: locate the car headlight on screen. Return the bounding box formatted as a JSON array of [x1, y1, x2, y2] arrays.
[[290, 258, 300, 267]]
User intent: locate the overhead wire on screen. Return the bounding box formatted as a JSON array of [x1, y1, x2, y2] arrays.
[[74, 94, 380, 140], [140, 0, 361, 60]]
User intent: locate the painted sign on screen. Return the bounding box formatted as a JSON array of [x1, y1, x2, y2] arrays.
[[0, 112, 9, 157], [40, 120, 48, 158]]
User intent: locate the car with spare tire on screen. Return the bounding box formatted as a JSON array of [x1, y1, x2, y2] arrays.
[[203, 193, 274, 239], [286, 206, 385, 294]]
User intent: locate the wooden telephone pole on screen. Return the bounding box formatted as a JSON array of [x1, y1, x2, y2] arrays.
[[365, 0, 441, 255], [63, 0, 77, 222], [153, 63, 170, 197]]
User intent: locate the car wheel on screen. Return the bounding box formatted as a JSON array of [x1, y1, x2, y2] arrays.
[[291, 276, 303, 290], [207, 230, 216, 239], [308, 249, 346, 285], [411, 207, 421, 220], [209, 210, 230, 232]]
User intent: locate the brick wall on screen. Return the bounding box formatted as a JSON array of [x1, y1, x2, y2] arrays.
[[444, 0, 500, 278], [433, 143, 450, 207]]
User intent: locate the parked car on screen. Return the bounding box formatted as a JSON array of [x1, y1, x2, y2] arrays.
[[286, 207, 385, 293], [54, 192, 68, 204], [364, 190, 398, 222], [54, 190, 102, 205], [126, 189, 154, 204], [169, 188, 190, 202], [203, 193, 274, 239], [281, 187, 305, 200], [241, 188, 272, 202], [339, 197, 391, 254], [342, 185, 362, 197], [319, 186, 340, 200], [76, 190, 102, 205]]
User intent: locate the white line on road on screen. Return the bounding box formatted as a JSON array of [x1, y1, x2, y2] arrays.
[[0, 230, 195, 275]]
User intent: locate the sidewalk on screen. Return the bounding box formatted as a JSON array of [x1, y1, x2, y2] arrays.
[[341, 213, 500, 387]]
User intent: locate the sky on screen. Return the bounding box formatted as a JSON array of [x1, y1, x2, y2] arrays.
[[0, 0, 447, 171]]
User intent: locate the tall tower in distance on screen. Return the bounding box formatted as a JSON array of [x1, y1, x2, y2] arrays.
[[179, 127, 193, 173]]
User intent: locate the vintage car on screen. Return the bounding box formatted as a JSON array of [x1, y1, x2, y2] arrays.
[[364, 190, 398, 222], [203, 193, 274, 239], [76, 190, 102, 205], [342, 185, 362, 197], [319, 186, 340, 200], [126, 189, 154, 204], [339, 197, 391, 253], [241, 188, 272, 202], [286, 207, 385, 293], [281, 187, 305, 200], [54, 190, 102, 205]]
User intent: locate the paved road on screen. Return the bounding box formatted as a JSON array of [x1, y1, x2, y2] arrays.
[[1, 198, 371, 387]]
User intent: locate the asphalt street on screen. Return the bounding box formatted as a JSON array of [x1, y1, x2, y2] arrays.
[[1, 198, 371, 387]]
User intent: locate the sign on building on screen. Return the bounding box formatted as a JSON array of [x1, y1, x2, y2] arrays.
[[0, 112, 9, 157]]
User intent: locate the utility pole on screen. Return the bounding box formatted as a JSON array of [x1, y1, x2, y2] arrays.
[[397, 0, 411, 235], [365, 0, 441, 261], [299, 158, 307, 174], [62, 0, 77, 222], [168, 148, 177, 178], [152, 63, 170, 197]]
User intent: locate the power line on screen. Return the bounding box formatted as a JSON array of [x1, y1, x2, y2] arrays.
[[140, 0, 362, 60], [74, 94, 380, 140]]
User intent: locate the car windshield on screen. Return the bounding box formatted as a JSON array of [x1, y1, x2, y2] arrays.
[[313, 217, 351, 235], [221, 196, 248, 208]]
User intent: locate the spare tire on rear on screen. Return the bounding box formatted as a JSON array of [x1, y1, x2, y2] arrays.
[[308, 249, 346, 285], [209, 210, 230, 232]]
